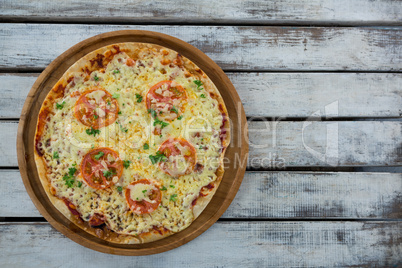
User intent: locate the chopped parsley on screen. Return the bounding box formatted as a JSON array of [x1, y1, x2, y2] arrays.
[[68, 167, 77, 176], [94, 151, 104, 160], [93, 114, 99, 119], [148, 108, 169, 129], [86, 127, 100, 136], [177, 115, 183, 120], [142, 190, 147, 194], [53, 151, 59, 159], [149, 151, 167, 164], [63, 175, 75, 188], [119, 124, 128, 133], [118, 111, 122, 115], [200, 94, 206, 98], [107, 101, 111, 105], [169, 185, 175, 188], [77, 181, 82, 188], [160, 186, 167, 191], [143, 143, 149, 150], [112, 93, 120, 99], [194, 80, 204, 90], [113, 70, 120, 74], [94, 75, 99, 81], [154, 118, 169, 129], [169, 194, 178, 202], [56, 101, 65, 110], [135, 94, 143, 103], [103, 170, 114, 178], [148, 108, 157, 118], [117, 186, 123, 192], [171, 106, 179, 114], [123, 160, 131, 169]]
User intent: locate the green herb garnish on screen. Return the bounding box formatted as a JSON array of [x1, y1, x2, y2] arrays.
[[68, 167, 77, 176], [86, 127, 100, 137], [123, 160, 131, 169], [169, 185, 175, 188], [78, 181, 82, 188], [135, 94, 143, 103], [154, 118, 169, 129], [169, 194, 178, 202], [143, 143, 149, 150], [200, 94, 206, 98], [53, 151, 59, 159], [103, 170, 114, 178], [63, 175, 75, 188], [177, 115, 183, 120], [56, 101, 65, 110], [112, 93, 120, 99], [149, 151, 167, 164], [94, 75, 99, 81], [194, 80, 204, 90], [117, 186, 123, 192], [171, 106, 179, 114], [160, 186, 167, 191], [113, 70, 120, 74], [94, 151, 104, 160]]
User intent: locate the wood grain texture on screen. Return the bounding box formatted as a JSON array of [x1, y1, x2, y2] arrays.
[[0, 222, 400, 267], [2, 72, 401, 119], [2, 170, 401, 219], [1, 0, 401, 25], [4, 121, 402, 167], [1, 24, 401, 71]]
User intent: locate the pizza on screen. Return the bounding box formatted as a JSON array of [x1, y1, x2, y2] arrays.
[[34, 43, 230, 244]]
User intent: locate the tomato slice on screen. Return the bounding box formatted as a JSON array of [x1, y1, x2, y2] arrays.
[[158, 138, 197, 177], [74, 88, 119, 129], [146, 80, 187, 121], [125, 179, 162, 214], [80, 147, 123, 189]]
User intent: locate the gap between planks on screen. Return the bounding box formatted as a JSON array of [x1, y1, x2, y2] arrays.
[[2, 170, 400, 219], [0, 221, 400, 267], [1, 72, 401, 119], [1, 24, 401, 71], [1, 0, 401, 26]]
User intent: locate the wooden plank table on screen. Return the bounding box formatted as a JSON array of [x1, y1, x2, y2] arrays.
[[0, 1, 401, 267]]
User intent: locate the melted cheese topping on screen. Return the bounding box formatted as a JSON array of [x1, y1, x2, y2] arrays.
[[86, 90, 105, 103], [37, 45, 225, 237], [128, 183, 157, 203]]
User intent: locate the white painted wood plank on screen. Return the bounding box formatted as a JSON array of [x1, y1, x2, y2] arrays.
[[1, 24, 401, 71], [3, 121, 401, 167], [247, 121, 402, 168], [224, 172, 402, 218], [2, 73, 401, 118], [0, 222, 400, 267], [1, 0, 400, 25], [2, 170, 401, 219]]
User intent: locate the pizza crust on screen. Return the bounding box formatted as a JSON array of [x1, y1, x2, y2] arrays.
[[34, 42, 230, 244]]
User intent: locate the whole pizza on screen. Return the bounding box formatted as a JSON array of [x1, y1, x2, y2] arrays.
[[34, 43, 230, 244]]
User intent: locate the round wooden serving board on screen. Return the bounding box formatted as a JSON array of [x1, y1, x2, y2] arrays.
[[17, 30, 248, 255]]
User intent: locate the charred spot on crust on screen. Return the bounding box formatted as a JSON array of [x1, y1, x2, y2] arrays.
[[89, 213, 106, 227], [35, 108, 51, 156], [194, 163, 204, 173], [90, 53, 105, 68]]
